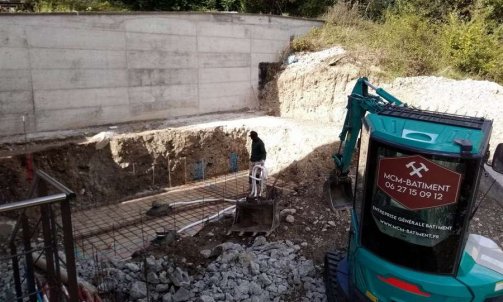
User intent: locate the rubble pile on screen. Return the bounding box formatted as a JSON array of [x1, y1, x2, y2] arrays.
[[76, 236, 326, 302], [193, 236, 326, 302], [0, 260, 22, 301]]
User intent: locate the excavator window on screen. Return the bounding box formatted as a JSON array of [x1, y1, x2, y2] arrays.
[[360, 139, 480, 275]]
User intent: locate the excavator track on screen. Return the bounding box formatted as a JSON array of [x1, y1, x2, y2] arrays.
[[324, 250, 349, 302]]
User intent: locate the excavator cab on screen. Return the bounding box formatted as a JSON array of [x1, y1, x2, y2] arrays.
[[324, 78, 503, 302]]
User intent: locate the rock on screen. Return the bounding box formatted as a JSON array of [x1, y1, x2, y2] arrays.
[[305, 227, 311, 232], [210, 245, 224, 258], [156, 283, 171, 293], [145, 256, 163, 273], [198, 295, 215, 302], [219, 242, 244, 252], [248, 281, 262, 295], [200, 249, 212, 258], [280, 208, 297, 216], [96, 268, 127, 293], [253, 236, 267, 246], [124, 262, 140, 272], [0, 217, 15, 242], [173, 287, 191, 302], [258, 273, 272, 286], [234, 280, 250, 300], [277, 284, 288, 294], [285, 215, 295, 223], [249, 261, 260, 275], [298, 260, 315, 278], [207, 232, 215, 237], [147, 271, 159, 284], [301, 242, 308, 247], [162, 293, 174, 302], [327, 221, 336, 227], [169, 267, 190, 287], [130, 281, 147, 300], [159, 271, 171, 284]]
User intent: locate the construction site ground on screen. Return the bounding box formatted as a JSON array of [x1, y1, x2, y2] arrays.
[[2, 47, 503, 302]]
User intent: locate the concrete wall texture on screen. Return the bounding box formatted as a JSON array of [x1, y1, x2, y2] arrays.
[[0, 13, 322, 136]]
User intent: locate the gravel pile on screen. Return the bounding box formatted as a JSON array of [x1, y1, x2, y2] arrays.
[[193, 236, 326, 302], [75, 254, 192, 302], [286, 46, 346, 72], [0, 260, 21, 302], [74, 236, 326, 302]]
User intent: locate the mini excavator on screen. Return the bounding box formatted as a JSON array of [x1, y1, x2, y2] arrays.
[[324, 77, 503, 302]]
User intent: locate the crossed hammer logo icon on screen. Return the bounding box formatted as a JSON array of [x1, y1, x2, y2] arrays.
[[406, 161, 429, 178]]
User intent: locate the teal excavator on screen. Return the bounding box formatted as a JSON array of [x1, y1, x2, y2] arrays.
[[324, 77, 503, 301]]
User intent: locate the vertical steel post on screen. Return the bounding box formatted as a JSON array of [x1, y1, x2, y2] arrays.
[[49, 207, 62, 297], [10, 241, 23, 302], [41, 204, 60, 302], [60, 196, 79, 302], [21, 213, 37, 302]]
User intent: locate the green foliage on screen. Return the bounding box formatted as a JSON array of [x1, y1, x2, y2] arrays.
[[30, 0, 126, 11], [374, 12, 441, 76], [240, 0, 335, 17], [14, 0, 503, 84], [395, 0, 475, 20], [294, 0, 336, 18], [22, 0, 336, 15], [291, 34, 317, 52], [120, 0, 198, 11], [324, 2, 362, 26], [290, 1, 503, 84], [481, 0, 503, 23], [442, 13, 502, 82]]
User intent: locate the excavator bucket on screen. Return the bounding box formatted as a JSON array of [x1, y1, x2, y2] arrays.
[[228, 197, 280, 236], [324, 171, 353, 210], [229, 166, 280, 235]]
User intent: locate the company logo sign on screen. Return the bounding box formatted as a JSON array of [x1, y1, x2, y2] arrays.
[[377, 155, 462, 210]]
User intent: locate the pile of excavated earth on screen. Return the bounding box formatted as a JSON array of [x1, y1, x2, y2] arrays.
[[1, 46, 503, 302]]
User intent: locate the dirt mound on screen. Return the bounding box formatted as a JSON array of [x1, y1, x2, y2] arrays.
[[259, 46, 382, 122], [260, 46, 503, 154]]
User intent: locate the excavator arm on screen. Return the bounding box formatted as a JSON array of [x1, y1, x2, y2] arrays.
[[335, 77, 405, 173], [325, 77, 406, 209]]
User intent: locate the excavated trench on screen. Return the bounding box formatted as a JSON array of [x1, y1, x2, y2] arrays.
[[2, 46, 503, 211], [2, 47, 503, 302], [0, 115, 340, 209]]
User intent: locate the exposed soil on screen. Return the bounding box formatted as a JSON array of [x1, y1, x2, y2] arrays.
[[149, 184, 350, 271], [2, 46, 503, 301]]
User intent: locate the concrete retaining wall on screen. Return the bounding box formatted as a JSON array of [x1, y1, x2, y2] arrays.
[[0, 13, 322, 136]]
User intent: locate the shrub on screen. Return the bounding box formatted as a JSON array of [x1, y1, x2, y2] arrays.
[[442, 13, 502, 82], [373, 12, 441, 76], [323, 2, 362, 26], [291, 34, 318, 52]]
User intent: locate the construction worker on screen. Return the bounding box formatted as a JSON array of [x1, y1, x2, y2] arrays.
[[249, 131, 267, 195]]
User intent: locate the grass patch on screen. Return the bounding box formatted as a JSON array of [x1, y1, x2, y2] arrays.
[[291, 2, 503, 84]]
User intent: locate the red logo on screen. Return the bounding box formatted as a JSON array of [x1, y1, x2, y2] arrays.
[[377, 155, 462, 210]]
